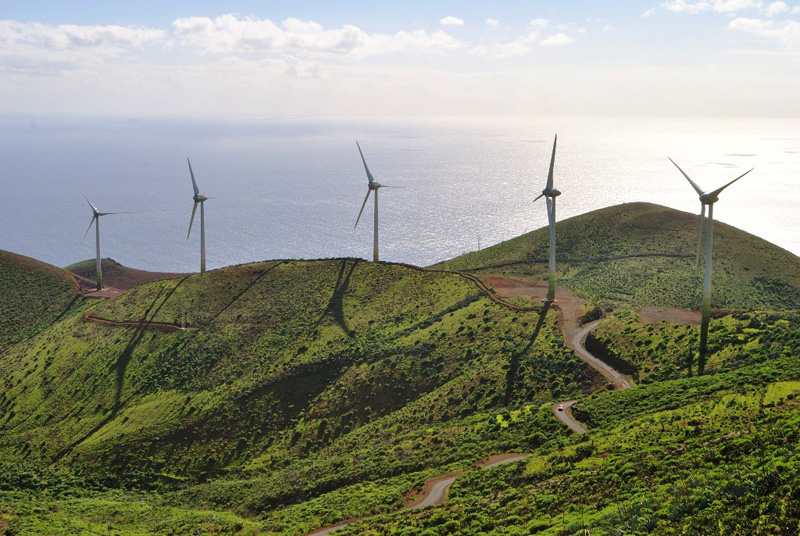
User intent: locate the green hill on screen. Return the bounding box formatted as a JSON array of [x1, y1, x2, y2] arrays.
[[436, 202, 800, 311], [66, 258, 186, 290], [0, 258, 588, 531], [2, 202, 800, 535], [0, 250, 84, 354]]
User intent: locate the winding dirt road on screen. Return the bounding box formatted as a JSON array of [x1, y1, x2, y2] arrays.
[[568, 320, 632, 391], [552, 400, 586, 434], [308, 453, 529, 535], [306, 274, 636, 535]]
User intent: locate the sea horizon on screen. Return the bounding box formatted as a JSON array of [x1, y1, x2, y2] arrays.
[[1, 113, 798, 273]]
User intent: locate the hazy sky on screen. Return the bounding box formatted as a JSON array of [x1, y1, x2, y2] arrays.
[[1, 0, 798, 118]]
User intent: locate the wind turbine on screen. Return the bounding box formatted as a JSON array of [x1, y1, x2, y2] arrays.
[[354, 141, 391, 263], [533, 135, 560, 302], [186, 158, 210, 274], [670, 157, 753, 375], [80, 192, 126, 291]]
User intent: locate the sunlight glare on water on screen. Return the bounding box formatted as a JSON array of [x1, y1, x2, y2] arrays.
[[0, 115, 797, 272]]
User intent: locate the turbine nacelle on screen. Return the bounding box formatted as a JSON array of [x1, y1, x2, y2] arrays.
[[699, 192, 719, 205], [543, 187, 561, 198]]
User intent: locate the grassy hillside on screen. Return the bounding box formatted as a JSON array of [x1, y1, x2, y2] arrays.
[[2, 199, 800, 535], [436, 203, 800, 311], [306, 311, 800, 534], [2, 306, 798, 534], [0, 258, 591, 532], [66, 258, 186, 290], [0, 250, 84, 354]]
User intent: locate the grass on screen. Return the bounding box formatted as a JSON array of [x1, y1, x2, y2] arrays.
[[0, 258, 589, 533], [326, 347, 800, 534], [2, 202, 800, 534], [436, 202, 800, 311], [0, 250, 84, 354]]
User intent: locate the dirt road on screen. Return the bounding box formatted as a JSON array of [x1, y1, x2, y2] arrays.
[[552, 400, 587, 434], [568, 320, 632, 390], [308, 454, 529, 535]]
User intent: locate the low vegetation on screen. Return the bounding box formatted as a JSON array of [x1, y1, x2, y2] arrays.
[[437, 202, 800, 310], [1, 203, 799, 534], [0, 251, 83, 354]]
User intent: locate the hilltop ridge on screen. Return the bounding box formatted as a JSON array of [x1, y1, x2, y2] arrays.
[[436, 202, 800, 310], [66, 258, 186, 291], [2, 204, 800, 534], [0, 250, 84, 353]]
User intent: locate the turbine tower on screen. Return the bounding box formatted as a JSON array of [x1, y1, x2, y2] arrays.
[[533, 135, 560, 302], [186, 158, 210, 274], [670, 158, 753, 375], [81, 192, 125, 291], [354, 141, 390, 263]]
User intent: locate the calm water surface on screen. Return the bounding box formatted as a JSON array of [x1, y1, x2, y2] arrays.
[[1, 115, 797, 272]]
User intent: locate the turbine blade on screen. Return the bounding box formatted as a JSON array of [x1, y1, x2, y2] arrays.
[[356, 141, 375, 185], [668, 157, 705, 196], [187, 158, 200, 197], [81, 190, 99, 213], [354, 189, 371, 229], [80, 216, 96, 247], [709, 168, 753, 198], [546, 134, 557, 190], [187, 201, 198, 239], [533, 193, 544, 203], [546, 196, 555, 227]]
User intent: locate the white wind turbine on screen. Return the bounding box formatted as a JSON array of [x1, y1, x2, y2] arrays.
[[670, 157, 753, 375], [186, 158, 211, 274], [80, 192, 127, 291], [354, 141, 393, 263], [532, 135, 560, 302]]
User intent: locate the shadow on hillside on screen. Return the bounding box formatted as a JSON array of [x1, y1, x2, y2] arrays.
[[49, 295, 84, 327], [200, 261, 284, 329], [53, 278, 187, 461], [1, 295, 84, 359], [504, 302, 550, 405], [313, 258, 360, 337]]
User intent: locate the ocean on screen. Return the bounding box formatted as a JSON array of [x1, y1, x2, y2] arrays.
[[1, 114, 798, 272]]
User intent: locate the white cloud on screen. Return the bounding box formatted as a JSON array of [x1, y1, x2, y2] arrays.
[[713, 0, 761, 12], [0, 19, 164, 52], [172, 15, 463, 57], [540, 33, 574, 46], [729, 16, 800, 47], [439, 16, 464, 26], [486, 18, 499, 28], [661, 1, 712, 14], [650, 0, 761, 14], [766, 1, 790, 15], [0, 19, 165, 75], [529, 18, 550, 30]]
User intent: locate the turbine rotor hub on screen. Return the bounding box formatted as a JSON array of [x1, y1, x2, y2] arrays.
[[543, 188, 561, 197]]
